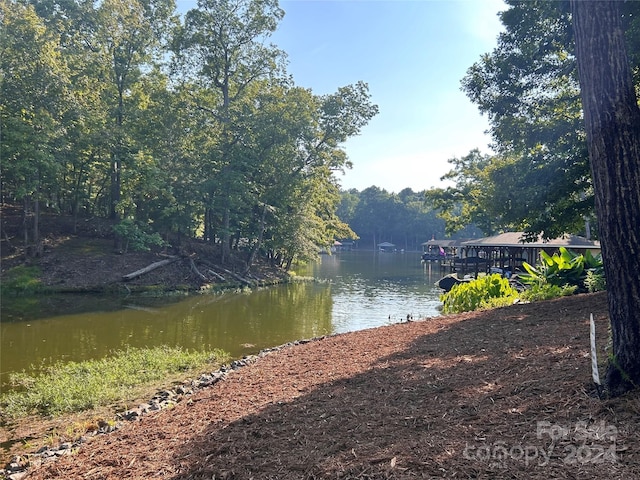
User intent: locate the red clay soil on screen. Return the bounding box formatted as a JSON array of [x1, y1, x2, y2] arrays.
[[20, 291, 640, 479]]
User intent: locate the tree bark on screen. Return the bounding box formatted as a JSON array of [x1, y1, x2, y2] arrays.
[[571, 0, 640, 395], [244, 203, 269, 276]]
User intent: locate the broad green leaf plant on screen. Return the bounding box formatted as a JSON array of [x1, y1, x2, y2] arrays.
[[519, 247, 604, 292]]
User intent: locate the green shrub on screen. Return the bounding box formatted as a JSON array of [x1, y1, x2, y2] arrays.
[[519, 247, 604, 292], [113, 218, 165, 253], [520, 283, 577, 302], [0, 346, 229, 418], [440, 274, 519, 314], [480, 295, 518, 310], [584, 269, 607, 293]]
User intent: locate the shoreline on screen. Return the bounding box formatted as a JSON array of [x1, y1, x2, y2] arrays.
[[0, 329, 386, 477], [9, 292, 640, 480]]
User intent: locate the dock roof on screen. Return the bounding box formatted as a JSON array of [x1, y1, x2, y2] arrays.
[[461, 232, 600, 249]]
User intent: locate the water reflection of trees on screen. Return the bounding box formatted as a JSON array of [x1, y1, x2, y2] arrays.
[[1, 283, 335, 387]]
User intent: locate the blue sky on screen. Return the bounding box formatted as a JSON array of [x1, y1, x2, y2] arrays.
[[177, 0, 506, 193]]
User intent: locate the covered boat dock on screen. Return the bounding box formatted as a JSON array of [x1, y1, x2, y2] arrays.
[[423, 232, 601, 275]]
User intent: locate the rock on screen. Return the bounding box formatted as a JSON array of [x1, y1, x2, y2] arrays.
[[176, 385, 192, 395], [8, 471, 28, 480]]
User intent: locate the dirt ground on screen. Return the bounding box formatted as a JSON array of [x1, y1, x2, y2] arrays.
[[0, 208, 286, 292], [11, 290, 640, 480]]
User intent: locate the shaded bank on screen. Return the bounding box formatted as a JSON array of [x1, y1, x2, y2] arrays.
[[1, 212, 290, 295]]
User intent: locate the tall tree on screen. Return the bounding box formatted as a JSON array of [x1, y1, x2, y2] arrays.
[[175, 0, 285, 265], [461, 0, 593, 238], [239, 81, 375, 269], [425, 149, 514, 236], [93, 0, 177, 227], [0, 0, 68, 253], [571, 0, 640, 396]]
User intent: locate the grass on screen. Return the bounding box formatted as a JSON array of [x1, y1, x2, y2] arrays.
[[2, 265, 42, 293], [0, 346, 230, 418]]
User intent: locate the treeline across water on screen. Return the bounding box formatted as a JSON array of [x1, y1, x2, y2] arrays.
[[338, 187, 480, 252]]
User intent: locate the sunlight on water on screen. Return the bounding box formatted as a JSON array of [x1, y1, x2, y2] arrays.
[[305, 251, 443, 333]]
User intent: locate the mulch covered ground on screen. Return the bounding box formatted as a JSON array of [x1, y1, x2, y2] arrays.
[[21, 291, 640, 479]]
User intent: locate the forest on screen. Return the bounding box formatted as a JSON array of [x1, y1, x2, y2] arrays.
[[1, 0, 381, 270], [3, 0, 640, 269]]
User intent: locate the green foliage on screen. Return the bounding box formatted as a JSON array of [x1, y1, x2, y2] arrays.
[[113, 218, 165, 253], [520, 283, 577, 302], [343, 186, 466, 250], [0, 0, 378, 272], [519, 247, 603, 292], [425, 150, 514, 236], [458, 1, 595, 238], [440, 274, 519, 314], [0, 346, 229, 418], [2, 266, 42, 293], [585, 269, 607, 293]]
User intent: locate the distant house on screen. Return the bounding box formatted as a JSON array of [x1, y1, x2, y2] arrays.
[[336, 240, 355, 251], [377, 242, 396, 253]]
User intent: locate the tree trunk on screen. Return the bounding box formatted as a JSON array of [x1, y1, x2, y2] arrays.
[[244, 203, 269, 276], [571, 0, 640, 396], [33, 192, 42, 257], [22, 196, 29, 252], [221, 205, 231, 266], [122, 256, 179, 281]]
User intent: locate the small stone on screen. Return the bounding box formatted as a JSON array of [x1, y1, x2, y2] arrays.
[[176, 385, 193, 395], [8, 471, 28, 480], [124, 409, 140, 420]]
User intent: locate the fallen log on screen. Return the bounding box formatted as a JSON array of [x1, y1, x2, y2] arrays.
[[197, 258, 228, 281], [207, 269, 226, 281], [122, 256, 179, 281], [189, 257, 208, 282], [220, 267, 255, 286]]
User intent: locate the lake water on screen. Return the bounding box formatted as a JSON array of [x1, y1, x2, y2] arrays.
[[0, 251, 445, 388]]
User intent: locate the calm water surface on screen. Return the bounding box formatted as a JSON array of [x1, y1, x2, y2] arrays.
[[1, 251, 444, 388]]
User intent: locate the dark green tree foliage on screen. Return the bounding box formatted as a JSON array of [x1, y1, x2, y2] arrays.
[[1, 0, 378, 270], [340, 187, 462, 251], [0, 1, 69, 251], [173, 0, 286, 264], [426, 149, 513, 236], [463, 0, 593, 237], [442, 0, 640, 239], [459, 0, 593, 238]]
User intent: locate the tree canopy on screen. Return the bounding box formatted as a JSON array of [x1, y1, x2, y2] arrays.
[[337, 187, 479, 251], [428, 0, 640, 240], [1, 0, 378, 270]]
